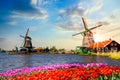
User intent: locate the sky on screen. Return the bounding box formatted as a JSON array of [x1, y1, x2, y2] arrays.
[[0, 0, 120, 50]]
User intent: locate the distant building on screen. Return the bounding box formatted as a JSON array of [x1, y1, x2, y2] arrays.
[[35, 47, 44, 53], [88, 39, 120, 52]]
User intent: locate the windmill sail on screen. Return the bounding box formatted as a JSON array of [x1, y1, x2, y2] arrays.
[[82, 17, 88, 30], [25, 28, 29, 37], [72, 31, 84, 36]]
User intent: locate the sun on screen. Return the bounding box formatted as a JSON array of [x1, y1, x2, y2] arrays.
[[94, 34, 103, 42]]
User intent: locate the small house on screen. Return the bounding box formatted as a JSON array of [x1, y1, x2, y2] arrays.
[[88, 39, 120, 53]]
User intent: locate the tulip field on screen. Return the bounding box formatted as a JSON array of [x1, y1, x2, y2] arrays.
[[0, 63, 120, 80]]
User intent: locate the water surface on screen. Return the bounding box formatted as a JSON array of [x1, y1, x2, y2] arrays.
[[0, 52, 120, 72]]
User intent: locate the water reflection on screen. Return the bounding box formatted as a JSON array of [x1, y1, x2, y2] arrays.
[[0, 52, 120, 72]]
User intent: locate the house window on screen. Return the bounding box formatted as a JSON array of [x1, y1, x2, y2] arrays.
[[111, 43, 113, 46], [115, 43, 117, 46], [111, 47, 117, 52], [105, 47, 108, 52]]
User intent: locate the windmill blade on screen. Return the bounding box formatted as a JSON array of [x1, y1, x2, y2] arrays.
[[72, 31, 84, 36], [72, 36, 95, 40], [89, 24, 102, 31], [82, 17, 88, 30], [20, 35, 25, 38], [72, 28, 91, 36], [25, 28, 29, 37]]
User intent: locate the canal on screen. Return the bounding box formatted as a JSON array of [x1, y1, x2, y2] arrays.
[[0, 52, 120, 72]]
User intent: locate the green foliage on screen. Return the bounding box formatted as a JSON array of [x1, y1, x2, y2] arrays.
[[44, 47, 50, 53], [95, 74, 120, 80], [50, 46, 58, 53]]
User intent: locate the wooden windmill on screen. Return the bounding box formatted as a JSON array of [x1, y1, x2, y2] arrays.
[[20, 28, 33, 52], [72, 17, 102, 47]]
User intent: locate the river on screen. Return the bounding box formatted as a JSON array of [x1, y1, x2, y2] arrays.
[[0, 52, 120, 72]]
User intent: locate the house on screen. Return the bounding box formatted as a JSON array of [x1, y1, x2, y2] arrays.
[[88, 39, 120, 52]]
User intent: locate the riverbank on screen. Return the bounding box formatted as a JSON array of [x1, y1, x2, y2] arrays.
[[109, 52, 120, 60], [3, 50, 120, 60], [91, 52, 120, 60]]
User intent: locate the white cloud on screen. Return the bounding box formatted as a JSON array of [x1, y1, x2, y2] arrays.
[[59, 5, 85, 19], [10, 0, 48, 20], [56, 20, 84, 32], [31, 0, 37, 5], [86, 0, 103, 15], [32, 0, 58, 6], [11, 8, 48, 20], [59, 0, 103, 19], [30, 26, 39, 31], [7, 21, 17, 26]]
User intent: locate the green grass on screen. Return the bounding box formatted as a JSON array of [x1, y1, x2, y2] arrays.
[[109, 52, 120, 60], [91, 52, 120, 60]]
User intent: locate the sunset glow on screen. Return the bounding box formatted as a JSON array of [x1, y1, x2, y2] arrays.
[[94, 34, 103, 42]]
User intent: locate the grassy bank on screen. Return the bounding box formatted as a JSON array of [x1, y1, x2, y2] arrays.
[[109, 52, 120, 60], [91, 52, 120, 60]]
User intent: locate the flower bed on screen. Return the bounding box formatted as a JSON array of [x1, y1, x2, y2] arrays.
[[0, 63, 120, 80]]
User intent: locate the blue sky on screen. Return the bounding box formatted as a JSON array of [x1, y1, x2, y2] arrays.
[[0, 0, 120, 50]]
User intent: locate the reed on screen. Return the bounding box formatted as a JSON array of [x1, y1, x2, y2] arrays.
[[109, 52, 120, 59], [91, 52, 120, 60]]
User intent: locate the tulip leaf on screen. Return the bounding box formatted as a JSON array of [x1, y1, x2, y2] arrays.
[[104, 76, 108, 80], [99, 75, 103, 80]]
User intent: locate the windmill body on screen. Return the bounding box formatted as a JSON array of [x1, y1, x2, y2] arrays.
[[24, 36, 32, 49], [72, 17, 102, 53], [82, 31, 94, 47]]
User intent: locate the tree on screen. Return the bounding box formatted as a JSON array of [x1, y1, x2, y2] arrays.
[[44, 47, 50, 53], [50, 46, 57, 53], [58, 48, 66, 54]]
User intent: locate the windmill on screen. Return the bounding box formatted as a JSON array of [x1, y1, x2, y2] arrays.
[[20, 28, 33, 52], [72, 17, 102, 54], [72, 17, 102, 47]]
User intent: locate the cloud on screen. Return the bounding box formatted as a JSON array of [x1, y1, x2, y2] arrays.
[[7, 21, 17, 26], [35, 0, 58, 6], [59, 5, 85, 19], [31, 0, 37, 5], [97, 21, 110, 25], [11, 0, 48, 20], [12, 0, 39, 14], [86, 0, 103, 15], [0, 0, 48, 25], [30, 26, 39, 31], [56, 20, 84, 31], [59, 0, 103, 19], [11, 8, 48, 20], [111, 9, 120, 22]]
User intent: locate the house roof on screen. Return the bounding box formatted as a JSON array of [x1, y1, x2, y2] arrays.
[[88, 39, 113, 48]]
